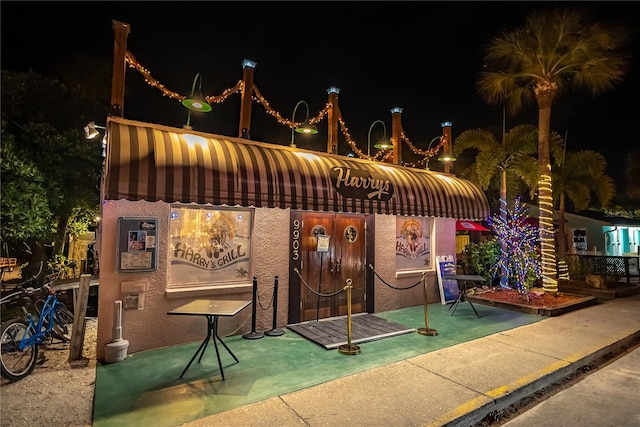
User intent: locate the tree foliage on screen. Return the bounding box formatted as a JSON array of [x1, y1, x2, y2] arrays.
[[552, 149, 615, 260], [477, 7, 632, 292], [1, 70, 106, 264], [458, 239, 500, 285], [0, 125, 54, 242], [66, 206, 100, 238], [477, 8, 632, 118], [454, 124, 564, 206], [623, 147, 640, 205]]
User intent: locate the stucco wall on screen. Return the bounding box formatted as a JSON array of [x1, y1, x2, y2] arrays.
[[97, 200, 457, 359], [373, 215, 456, 312], [97, 201, 290, 359], [251, 207, 291, 332]]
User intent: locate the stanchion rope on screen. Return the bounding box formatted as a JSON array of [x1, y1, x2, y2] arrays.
[[293, 268, 346, 298], [368, 264, 423, 290], [222, 312, 253, 338], [256, 287, 273, 311]]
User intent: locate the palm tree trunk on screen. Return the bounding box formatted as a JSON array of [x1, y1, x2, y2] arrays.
[[557, 193, 568, 261], [499, 107, 508, 286], [556, 193, 571, 281], [499, 170, 508, 286], [537, 102, 558, 293]]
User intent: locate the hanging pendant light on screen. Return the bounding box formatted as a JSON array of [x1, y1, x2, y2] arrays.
[[290, 100, 318, 147], [182, 73, 212, 130], [182, 73, 212, 112]]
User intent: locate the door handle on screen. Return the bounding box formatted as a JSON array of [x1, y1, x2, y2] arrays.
[[335, 257, 341, 273]]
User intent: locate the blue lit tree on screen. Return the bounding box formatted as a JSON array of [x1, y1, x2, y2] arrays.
[[488, 197, 540, 293]]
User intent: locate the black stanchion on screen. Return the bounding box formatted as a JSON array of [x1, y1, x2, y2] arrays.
[[264, 275, 284, 336], [316, 253, 323, 321], [243, 276, 264, 339]]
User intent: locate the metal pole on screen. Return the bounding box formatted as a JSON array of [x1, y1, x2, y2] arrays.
[[243, 276, 264, 339], [417, 272, 438, 336], [316, 252, 323, 321], [425, 136, 442, 170], [265, 276, 284, 336], [338, 279, 360, 355], [290, 100, 309, 148]]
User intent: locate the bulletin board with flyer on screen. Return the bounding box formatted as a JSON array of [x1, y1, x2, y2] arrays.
[[117, 217, 158, 273]]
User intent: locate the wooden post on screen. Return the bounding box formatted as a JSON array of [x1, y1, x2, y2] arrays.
[[110, 21, 130, 117], [327, 87, 340, 154], [441, 121, 453, 174], [238, 59, 256, 138], [69, 274, 91, 360], [391, 107, 403, 165]]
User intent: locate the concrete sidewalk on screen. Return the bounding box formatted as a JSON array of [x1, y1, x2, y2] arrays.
[[183, 293, 640, 427]]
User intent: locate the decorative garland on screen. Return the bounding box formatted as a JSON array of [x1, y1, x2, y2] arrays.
[[252, 85, 331, 128], [124, 50, 440, 166]]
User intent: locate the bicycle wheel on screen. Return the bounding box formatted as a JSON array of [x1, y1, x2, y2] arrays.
[[52, 303, 74, 342], [36, 299, 74, 342], [0, 319, 38, 381]]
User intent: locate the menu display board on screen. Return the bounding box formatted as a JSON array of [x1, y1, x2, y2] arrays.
[[436, 255, 459, 305]]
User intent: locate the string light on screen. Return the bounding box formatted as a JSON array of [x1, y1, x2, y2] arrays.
[[402, 132, 445, 157], [125, 51, 184, 101], [338, 115, 390, 161], [538, 173, 558, 293], [124, 49, 446, 167], [252, 85, 331, 129], [489, 197, 541, 293], [400, 132, 446, 168], [205, 81, 244, 104]]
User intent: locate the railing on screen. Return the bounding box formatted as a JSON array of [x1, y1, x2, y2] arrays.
[[567, 254, 640, 283]]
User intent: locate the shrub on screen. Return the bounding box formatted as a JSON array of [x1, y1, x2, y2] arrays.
[[458, 239, 500, 284]]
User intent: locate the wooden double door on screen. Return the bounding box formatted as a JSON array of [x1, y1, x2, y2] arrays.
[[298, 213, 366, 322]]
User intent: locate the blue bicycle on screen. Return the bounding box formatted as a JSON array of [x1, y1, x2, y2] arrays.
[[0, 283, 74, 381]]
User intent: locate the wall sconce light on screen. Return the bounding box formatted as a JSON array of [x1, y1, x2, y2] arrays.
[[290, 100, 318, 148], [182, 73, 212, 130], [84, 121, 105, 140], [84, 121, 107, 158], [368, 120, 391, 157]]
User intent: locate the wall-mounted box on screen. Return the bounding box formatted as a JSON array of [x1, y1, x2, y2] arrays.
[[121, 280, 148, 310]]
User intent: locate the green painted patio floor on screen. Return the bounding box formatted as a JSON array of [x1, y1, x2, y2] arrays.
[[93, 302, 544, 427]]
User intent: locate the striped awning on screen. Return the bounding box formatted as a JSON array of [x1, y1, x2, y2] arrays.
[[456, 220, 491, 232], [104, 118, 489, 220]]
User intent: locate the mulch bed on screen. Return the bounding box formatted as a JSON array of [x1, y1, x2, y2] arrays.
[[466, 286, 598, 316]]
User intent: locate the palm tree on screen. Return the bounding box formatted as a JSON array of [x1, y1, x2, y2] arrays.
[[454, 124, 564, 218], [624, 147, 640, 205], [477, 8, 632, 293], [553, 150, 615, 262], [454, 123, 563, 285]]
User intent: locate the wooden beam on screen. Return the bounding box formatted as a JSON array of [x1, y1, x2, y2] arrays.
[[68, 274, 91, 360], [110, 21, 131, 117]]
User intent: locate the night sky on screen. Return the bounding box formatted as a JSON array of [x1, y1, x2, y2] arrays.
[[2, 1, 639, 189]]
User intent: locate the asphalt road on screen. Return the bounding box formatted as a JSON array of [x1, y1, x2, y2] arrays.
[[501, 344, 640, 426]]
